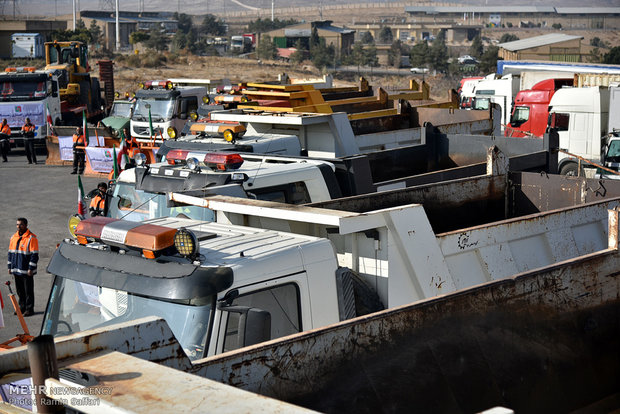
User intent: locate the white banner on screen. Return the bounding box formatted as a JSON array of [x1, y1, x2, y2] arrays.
[[58, 136, 74, 161], [85, 147, 114, 173], [88, 134, 105, 147], [0, 102, 44, 128]]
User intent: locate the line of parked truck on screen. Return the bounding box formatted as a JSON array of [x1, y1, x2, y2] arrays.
[[458, 67, 620, 179], [1, 64, 620, 412]]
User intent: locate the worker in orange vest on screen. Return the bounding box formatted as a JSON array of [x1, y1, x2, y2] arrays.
[[72, 126, 85, 175], [8, 217, 39, 316], [21, 117, 37, 164], [89, 182, 108, 217], [0, 118, 11, 162]]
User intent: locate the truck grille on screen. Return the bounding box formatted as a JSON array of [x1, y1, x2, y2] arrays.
[[133, 125, 163, 136]]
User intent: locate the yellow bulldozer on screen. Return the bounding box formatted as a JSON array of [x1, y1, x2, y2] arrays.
[[44, 40, 106, 125]]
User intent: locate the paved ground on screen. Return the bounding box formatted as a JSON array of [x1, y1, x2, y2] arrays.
[[0, 148, 101, 345]]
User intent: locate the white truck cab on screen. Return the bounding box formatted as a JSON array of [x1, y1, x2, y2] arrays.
[[130, 80, 207, 140], [43, 216, 346, 360], [472, 74, 519, 131], [109, 151, 339, 222], [548, 86, 610, 176], [0, 67, 61, 143]]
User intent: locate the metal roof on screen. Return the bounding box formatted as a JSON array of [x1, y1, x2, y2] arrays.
[[405, 6, 620, 14], [554, 7, 620, 14], [498, 34, 583, 51], [405, 6, 555, 14]]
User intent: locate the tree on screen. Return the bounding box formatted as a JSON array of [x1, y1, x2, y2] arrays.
[[409, 41, 429, 68], [248, 17, 298, 33], [175, 13, 193, 34], [388, 40, 403, 67], [310, 26, 320, 49], [428, 30, 448, 73], [603, 47, 620, 64], [130, 31, 150, 47], [469, 34, 483, 58], [290, 39, 306, 64], [552, 23, 562, 29], [479, 45, 499, 74], [590, 37, 609, 49], [50, 27, 90, 44], [378, 26, 393, 44], [256, 35, 278, 60], [310, 37, 335, 70], [361, 31, 374, 44], [499, 34, 519, 43], [88, 20, 103, 49], [201, 14, 226, 36], [145, 26, 170, 52]]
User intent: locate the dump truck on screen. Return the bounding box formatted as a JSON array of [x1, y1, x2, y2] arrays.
[[130, 80, 207, 140], [1, 150, 620, 412]]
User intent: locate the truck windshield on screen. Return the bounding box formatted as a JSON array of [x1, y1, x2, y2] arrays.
[[606, 139, 620, 161], [0, 80, 46, 101], [109, 182, 215, 222], [473, 97, 489, 110], [132, 98, 174, 123], [41, 277, 214, 361], [510, 106, 530, 126], [110, 101, 134, 118]]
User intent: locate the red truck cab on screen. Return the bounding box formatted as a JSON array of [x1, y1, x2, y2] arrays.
[[505, 78, 573, 138]]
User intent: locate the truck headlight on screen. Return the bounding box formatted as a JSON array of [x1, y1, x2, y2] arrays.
[[167, 126, 178, 139], [174, 228, 198, 259]]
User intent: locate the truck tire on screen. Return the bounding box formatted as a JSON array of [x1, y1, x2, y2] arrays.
[[560, 163, 581, 177]]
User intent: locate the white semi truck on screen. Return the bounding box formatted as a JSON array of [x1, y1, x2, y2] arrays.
[[0, 67, 62, 146], [547, 85, 620, 176]]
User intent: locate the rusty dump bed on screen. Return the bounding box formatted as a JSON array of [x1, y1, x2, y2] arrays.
[[195, 243, 620, 413], [312, 169, 620, 234]]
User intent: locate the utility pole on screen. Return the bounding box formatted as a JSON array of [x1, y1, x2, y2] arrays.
[[115, 0, 120, 51], [319, 0, 323, 20], [72, 0, 76, 30], [271, 0, 274, 22]]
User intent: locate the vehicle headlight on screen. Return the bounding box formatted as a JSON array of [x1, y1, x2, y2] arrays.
[[167, 126, 178, 139], [174, 228, 198, 259]]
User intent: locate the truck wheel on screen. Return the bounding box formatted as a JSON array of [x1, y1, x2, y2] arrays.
[[560, 163, 581, 177]]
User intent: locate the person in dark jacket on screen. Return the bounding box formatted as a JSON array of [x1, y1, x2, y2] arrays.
[[8, 217, 38, 316], [21, 117, 37, 164]]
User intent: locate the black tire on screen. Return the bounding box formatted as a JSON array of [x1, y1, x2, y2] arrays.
[[560, 162, 581, 177]]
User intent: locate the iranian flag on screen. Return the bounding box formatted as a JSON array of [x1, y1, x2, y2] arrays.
[[45, 102, 55, 136], [78, 175, 86, 216], [116, 130, 130, 169], [113, 147, 119, 179], [82, 110, 89, 146], [148, 107, 154, 137]]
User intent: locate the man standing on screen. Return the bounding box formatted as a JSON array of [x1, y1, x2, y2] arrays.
[[0, 118, 10, 162], [72, 126, 85, 174], [21, 117, 37, 164], [89, 182, 108, 217], [8, 218, 38, 316]]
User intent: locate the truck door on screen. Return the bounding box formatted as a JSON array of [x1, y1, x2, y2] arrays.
[[175, 96, 198, 133], [209, 272, 312, 356]]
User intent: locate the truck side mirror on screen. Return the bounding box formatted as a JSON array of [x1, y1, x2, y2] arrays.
[[52, 81, 58, 98], [221, 305, 271, 347]]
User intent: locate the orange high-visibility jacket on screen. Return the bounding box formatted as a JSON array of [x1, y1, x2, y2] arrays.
[[8, 229, 39, 276]]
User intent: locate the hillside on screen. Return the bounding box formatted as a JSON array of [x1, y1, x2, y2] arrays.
[[4, 0, 619, 19]]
